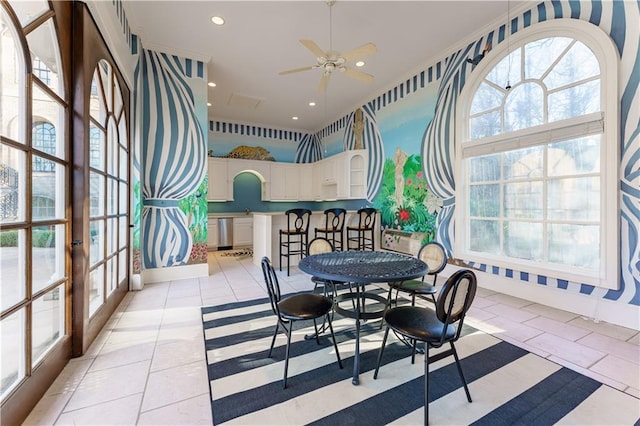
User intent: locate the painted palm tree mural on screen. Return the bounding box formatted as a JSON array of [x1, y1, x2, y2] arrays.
[[178, 177, 208, 264], [374, 147, 442, 245]]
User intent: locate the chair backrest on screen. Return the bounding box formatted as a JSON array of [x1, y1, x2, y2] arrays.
[[308, 237, 334, 255], [435, 269, 477, 339], [323, 208, 346, 231], [418, 241, 447, 276], [285, 208, 311, 232], [356, 207, 376, 229], [261, 256, 282, 317]]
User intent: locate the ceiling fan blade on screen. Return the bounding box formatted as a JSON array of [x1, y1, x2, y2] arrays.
[[279, 66, 315, 75], [342, 67, 374, 84], [317, 73, 331, 93], [341, 42, 377, 62], [300, 39, 327, 59]]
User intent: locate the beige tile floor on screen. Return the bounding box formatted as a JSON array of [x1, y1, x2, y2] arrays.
[[23, 251, 640, 425]]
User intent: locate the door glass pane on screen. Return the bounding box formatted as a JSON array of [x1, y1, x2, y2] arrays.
[[8, 0, 48, 27], [1, 9, 26, 142], [119, 182, 128, 215], [119, 146, 128, 181], [89, 172, 104, 217], [107, 118, 118, 176], [118, 248, 127, 283], [0, 146, 25, 223], [0, 229, 26, 311], [89, 69, 106, 123], [32, 224, 64, 294], [32, 284, 64, 365], [89, 124, 105, 171], [26, 17, 63, 97], [32, 84, 64, 160], [0, 308, 25, 399], [32, 157, 65, 221], [108, 177, 117, 215], [119, 216, 127, 250], [107, 257, 116, 295], [118, 116, 128, 150], [89, 265, 104, 317], [107, 217, 117, 255], [89, 220, 104, 266]]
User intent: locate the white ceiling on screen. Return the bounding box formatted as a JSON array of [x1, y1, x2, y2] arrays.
[[125, 1, 531, 132]]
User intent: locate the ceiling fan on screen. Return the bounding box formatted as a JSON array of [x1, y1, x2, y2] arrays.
[[279, 1, 377, 93]]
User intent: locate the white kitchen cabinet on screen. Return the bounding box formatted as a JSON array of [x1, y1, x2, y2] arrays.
[[207, 217, 219, 250], [233, 217, 253, 247], [207, 158, 229, 201], [298, 163, 314, 201], [269, 163, 300, 201]]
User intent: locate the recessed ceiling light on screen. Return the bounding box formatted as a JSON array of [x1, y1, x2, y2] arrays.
[[207, 102, 212, 107], [292, 116, 299, 120], [208, 82, 217, 87], [211, 16, 225, 25], [355, 61, 365, 67], [308, 102, 316, 107]]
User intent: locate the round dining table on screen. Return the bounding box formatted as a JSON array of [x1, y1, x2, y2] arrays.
[[299, 250, 428, 385]]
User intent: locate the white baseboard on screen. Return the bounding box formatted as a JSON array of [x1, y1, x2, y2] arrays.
[[142, 263, 208, 284], [442, 265, 640, 331]]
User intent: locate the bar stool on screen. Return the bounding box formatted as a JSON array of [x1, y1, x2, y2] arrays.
[[314, 208, 346, 251], [346, 207, 377, 251], [279, 208, 311, 275]]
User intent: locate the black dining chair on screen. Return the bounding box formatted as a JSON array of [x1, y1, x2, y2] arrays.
[[387, 241, 448, 307], [261, 256, 343, 389], [314, 208, 347, 251], [346, 207, 377, 251], [373, 269, 477, 425], [279, 208, 312, 276]]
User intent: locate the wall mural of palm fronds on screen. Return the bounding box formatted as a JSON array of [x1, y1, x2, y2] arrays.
[[374, 149, 441, 244], [178, 176, 208, 264]]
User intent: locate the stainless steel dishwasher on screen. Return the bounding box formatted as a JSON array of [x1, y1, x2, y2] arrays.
[[217, 217, 233, 250]]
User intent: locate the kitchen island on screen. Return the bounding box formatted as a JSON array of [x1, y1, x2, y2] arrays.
[[252, 210, 379, 269]]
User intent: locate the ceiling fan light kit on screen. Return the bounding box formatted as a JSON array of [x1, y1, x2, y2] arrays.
[[278, 1, 377, 93]]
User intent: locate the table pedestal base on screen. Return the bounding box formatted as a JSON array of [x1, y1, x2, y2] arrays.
[[334, 287, 388, 385]]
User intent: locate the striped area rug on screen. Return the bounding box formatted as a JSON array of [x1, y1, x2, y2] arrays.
[[202, 296, 640, 425]]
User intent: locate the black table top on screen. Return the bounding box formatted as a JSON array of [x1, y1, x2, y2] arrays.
[[298, 250, 428, 284]]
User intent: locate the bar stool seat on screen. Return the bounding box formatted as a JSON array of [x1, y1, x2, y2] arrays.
[[279, 208, 311, 275], [346, 207, 377, 251], [314, 208, 346, 251]]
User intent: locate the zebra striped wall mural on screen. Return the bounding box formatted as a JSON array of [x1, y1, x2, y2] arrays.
[[137, 49, 207, 268], [421, 0, 639, 306]]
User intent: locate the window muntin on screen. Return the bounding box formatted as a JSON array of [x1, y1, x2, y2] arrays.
[[459, 22, 618, 289]]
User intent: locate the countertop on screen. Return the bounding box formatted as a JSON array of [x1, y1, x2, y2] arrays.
[[208, 213, 253, 218]]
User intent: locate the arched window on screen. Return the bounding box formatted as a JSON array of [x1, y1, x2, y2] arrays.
[[457, 20, 618, 289]]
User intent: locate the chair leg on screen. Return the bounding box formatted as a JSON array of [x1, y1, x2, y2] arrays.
[[411, 339, 417, 364], [279, 233, 283, 272], [283, 323, 292, 389], [373, 326, 391, 379], [313, 318, 320, 345], [268, 322, 279, 357], [326, 313, 343, 369], [451, 341, 472, 402], [424, 345, 430, 425]]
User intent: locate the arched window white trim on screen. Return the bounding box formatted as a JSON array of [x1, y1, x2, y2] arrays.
[[456, 19, 619, 289]]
